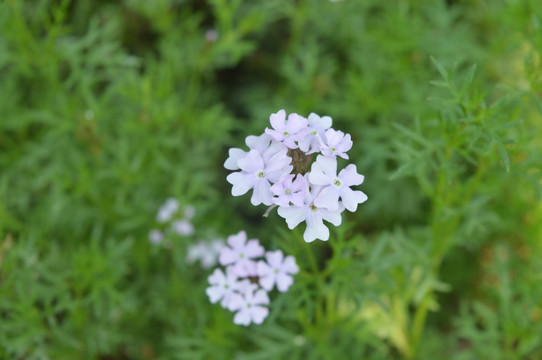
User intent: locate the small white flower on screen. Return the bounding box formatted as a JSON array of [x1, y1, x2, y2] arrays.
[[156, 198, 179, 223], [257, 250, 299, 292], [226, 149, 292, 206], [172, 219, 194, 236], [309, 155, 368, 212], [206, 267, 248, 310], [228, 284, 270, 326], [205, 29, 218, 42], [265, 110, 308, 149], [148, 229, 163, 245], [219, 231, 265, 276], [277, 177, 343, 242], [298, 112, 332, 154], [319, 129, 352, 159]]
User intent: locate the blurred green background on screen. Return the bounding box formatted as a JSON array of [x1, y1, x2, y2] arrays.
[[0, 0, 541, 359]]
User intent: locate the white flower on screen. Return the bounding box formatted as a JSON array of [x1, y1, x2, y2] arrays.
[[156, 198, 179, 222], [228, 284, 270, 326], [270, 174, 306, 208], [277, 176, 343, 242], [172, 219, 194, 236], [206, 267, 248, 310], [309, 155, 368, 212], [257, 250, 299, 292], [319, 129, 352, 159], [265, 110, 308, 149], [226, 149, 292, 206], [148, 229, 163, 245], [219, 231, 265, 276], [298, 112, 332, 154]]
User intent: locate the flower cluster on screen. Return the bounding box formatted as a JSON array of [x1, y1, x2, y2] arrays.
[[149, 198, 195, 245], [225, 110, 368, 242], [206, 231, 299, 326]]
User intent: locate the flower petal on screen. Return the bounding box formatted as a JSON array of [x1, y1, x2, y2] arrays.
[[224, 148, 246, 170], [277, 206, 307, 229], [340, 187, 368, 212], [238, 150, 264, 173], [313, 185, 340, 211], [339, 164, 364, 186]]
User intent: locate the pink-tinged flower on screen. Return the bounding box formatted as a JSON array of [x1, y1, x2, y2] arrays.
[[206, 267, 248, 309], [148, 229, 163, 244], [265, 109, 308, 149], [226, 149, 292, 206], [219, 231, 265, 276], [172, 219, 194, 236], [229, 284, 270, 326], [298, 112, 333, 154], [257, 250, 299, 292], [277, 177, 343, 242], [309, 155, 367, 212], [270, 174, 306, 208], [319, 129, 352, 159]]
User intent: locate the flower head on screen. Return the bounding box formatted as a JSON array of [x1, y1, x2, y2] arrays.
[[219, 231, 265, 276], [265, 110, 308, 149], [228, 284, 270, 326], [257, 250, 299, 292], [206, 267, 249, 310], [309, 155, 368, 212]]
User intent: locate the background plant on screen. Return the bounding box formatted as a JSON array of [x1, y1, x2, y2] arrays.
[[0, 0, 541, 359]]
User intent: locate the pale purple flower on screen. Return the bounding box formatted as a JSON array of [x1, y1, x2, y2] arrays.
[[298, 112, 332, 154], [224, 133, 282, 171], [156, 198, 179, 222], [257, 250, 299, 292], [277, 176, 343, 242], [206, 267, 248, 309], [229, 284, 270, 326], [265, 110, 308, 149], [205, 29, 218, 42], [226, 149, 292, 206], [270, 174, 306, 208], [172, 219, 194, 236], [309, 155, 368, 212], [148, 229, 163, 245], [319, 129, 352, 159], [219, 231, 265, 276]]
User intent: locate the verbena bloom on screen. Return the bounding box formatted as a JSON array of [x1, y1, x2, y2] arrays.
[[319, 129, 352, 159], [309, 155, 368, 212], [206, 231, 298, 326], [229, 284, 270, 326], [172, 219, 194, 236], [278, 177, 343, 242], [226, 149, 292, 206], [156, 198, 179, 222], [148, 229, 163, 245], [206, 267, 248, 310], [270, 174, 306, 208], [257, 250, 299, 292], [225, 109, 367, 242], [219, 231, 265, 276], [265, 109, 308, 149], [298, 112, 332, 154]]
